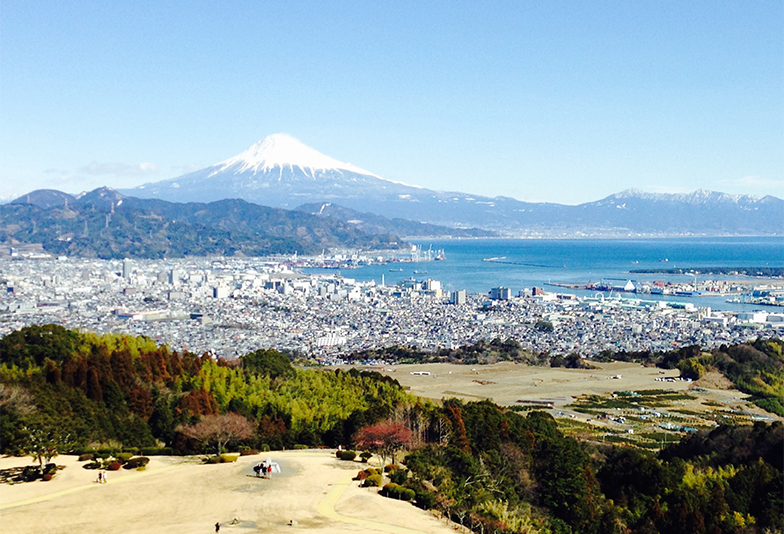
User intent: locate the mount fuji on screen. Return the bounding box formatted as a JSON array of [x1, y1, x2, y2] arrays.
[[124, 134, 783, 236], [125, 133, 427, 209]]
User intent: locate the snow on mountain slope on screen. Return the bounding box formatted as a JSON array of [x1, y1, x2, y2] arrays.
[[212, 133, 381, 178], [122, 135, 783, 236]]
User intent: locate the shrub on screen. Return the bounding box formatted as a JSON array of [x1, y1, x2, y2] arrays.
[[381, 482, 417, 501], [293, 444, 308, 450], [116, 452, 133, 463], [136, 466, 146, 471], [389, 468, 408, 485], [107, 462, 121, 471], [384, 463, 400, 473], [240, 448, 259, 456], [83, 460, 100, 470], [337, 450, 357, 461], [78, 453, 94, 462], [360, 452, 372, 463], [220, 454, 238, 463], [363, 474, 382, 487], [206, 456, 221, 464], [43, 463, 57, 475], [415, 490, 436, 510], [20, 466, 40, 482], [123, 457, 150, 469], [260, 443, 271, 452], [42, 474, 53, 481]]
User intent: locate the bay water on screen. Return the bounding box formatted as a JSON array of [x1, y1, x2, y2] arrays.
[[305, 237, 784, 312]]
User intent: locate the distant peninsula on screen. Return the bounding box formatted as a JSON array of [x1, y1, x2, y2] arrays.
[[631, 267, 784, 278]]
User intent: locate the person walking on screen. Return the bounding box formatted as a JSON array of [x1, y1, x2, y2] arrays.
[[215, 521, 221, 532], [96, 471, 102, 484]]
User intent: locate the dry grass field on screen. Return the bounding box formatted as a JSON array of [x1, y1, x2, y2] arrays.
[[365, 361, 686, 406], [0, 450, 458, 534], [352, 361, 779, 448]]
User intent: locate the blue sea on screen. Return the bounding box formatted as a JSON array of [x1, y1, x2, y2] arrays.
[[305, 237, 784, 312]]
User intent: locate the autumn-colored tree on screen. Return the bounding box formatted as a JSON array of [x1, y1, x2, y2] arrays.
[[444, 403, 471, 454], [176, 413, 254, 456], [353, 421, 412, 473], [179, 388, 219, 416]]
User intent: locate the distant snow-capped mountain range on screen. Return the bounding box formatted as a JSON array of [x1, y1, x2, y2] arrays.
[[110, 133, 778, 236]]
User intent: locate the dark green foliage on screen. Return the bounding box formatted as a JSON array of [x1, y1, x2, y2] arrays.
[[381, 483, 415, 501], [240, 349, 293, 379], [363, 474, 382, 487], [0, 324, 82, 369], [1, 325, 407, 455], [123, 457, 150, 469], [0, 194, 405, 259], [388, 466, 408, 485], [336, 450, 356, 461]]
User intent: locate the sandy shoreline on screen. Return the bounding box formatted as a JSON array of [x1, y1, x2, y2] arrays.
[[0, 450, 456, 534]]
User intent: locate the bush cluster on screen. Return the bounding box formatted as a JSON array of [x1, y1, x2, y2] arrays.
[[363, 474, 383, 487], [116, 452, 134, 462], [353, 467, 379, 481], [293, 444, 309, 450], [220, 454, 239, 463], [388, 467, 408, 485], [107, 462, 121, 471], [123, 457, 150, 469], [239, 448, 260, 456], [359, 452, 372, 463], [336, 450, 356, 461], [78, 453, 94, 462], [381, 483, 416, 501]]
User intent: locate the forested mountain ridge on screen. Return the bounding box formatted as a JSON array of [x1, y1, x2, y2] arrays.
[[0, 325, 781, 533], [1, 188, 405, 258], [296, 202, 497, 238]]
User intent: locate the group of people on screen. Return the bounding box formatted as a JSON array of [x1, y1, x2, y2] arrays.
[[252, 463, 273, 478], [96, 471, 108, 484]]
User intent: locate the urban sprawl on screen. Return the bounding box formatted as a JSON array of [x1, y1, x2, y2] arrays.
[[1, 256, 782, 364]]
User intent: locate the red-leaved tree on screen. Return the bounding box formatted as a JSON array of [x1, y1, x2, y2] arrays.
[[353, 421, 412, 473], [176, 413, 254, 456]]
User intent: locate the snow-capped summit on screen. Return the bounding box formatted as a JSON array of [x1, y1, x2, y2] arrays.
[[214, 133, 379, 178], [125, 134, 423, 208], [122, 136, 783, 236]]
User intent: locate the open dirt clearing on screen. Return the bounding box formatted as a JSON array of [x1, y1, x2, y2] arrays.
[[365, 361, 687, 406], [0, 451, 456, 534]]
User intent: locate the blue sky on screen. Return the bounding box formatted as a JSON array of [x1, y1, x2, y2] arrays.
[[1, 1, 782, 204]]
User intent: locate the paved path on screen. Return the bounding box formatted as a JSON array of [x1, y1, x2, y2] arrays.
[[317, 475, 434, 534]]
